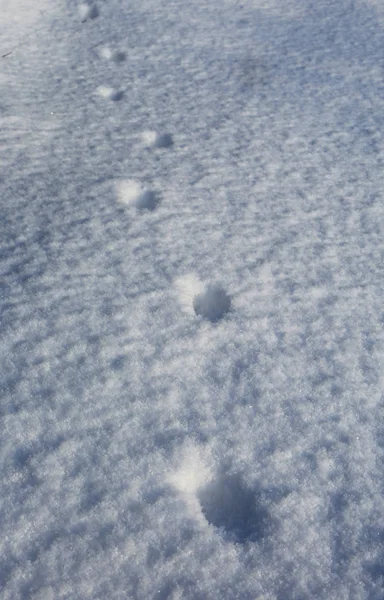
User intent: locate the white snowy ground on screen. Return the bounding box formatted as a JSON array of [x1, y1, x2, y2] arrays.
[[2, 0, 384, 598]]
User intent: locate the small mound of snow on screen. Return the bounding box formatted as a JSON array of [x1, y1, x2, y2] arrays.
[[174, 274, 205, 316], [115, 180, 159, 211], [168, 443, 212, 521], [99, 46, 113, 60], [193, 284, 231, 323]]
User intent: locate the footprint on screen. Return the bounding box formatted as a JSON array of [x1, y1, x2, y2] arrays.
[[193, 284, 231, 323], [174, 275, 231, 322], [141, 130, 174, 149], [98, 46, 126, 64], [198, 472, 271, 543], [115, 180, 160, 211], [96, 85, 124, 102], [78, 3, 99, 21]]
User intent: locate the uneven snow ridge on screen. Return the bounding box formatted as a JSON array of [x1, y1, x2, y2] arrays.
[[2, 0, 384, 599]]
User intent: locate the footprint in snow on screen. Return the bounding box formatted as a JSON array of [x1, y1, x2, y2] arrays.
[[175, 274, 231, 322], [78, 3, 99, 21], [193, 284, 231, 323], [115, 180, 160, 211], [198, 472, 271, 544], [98, 46, 126, 64], [141, 130, 174, 149], [96, 85, 124, 102]]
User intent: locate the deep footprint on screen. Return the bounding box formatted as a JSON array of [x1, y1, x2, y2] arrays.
[[198, 473, 270, 543], [193, 284, 231, 323]]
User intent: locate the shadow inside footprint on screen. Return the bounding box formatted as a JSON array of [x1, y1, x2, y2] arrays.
[[154, 133, 173, 148], [193, 284, 231, 323], [111, 89, 124, 102], [136, 190, 159, 211], [113, 51, 126, 63], [198, 473, 270, 543]]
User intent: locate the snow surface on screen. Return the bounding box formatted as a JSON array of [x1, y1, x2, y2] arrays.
[[2, 0, 384, 598]]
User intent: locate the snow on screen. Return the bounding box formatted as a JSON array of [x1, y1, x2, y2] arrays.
[[2, 0, 384, 598]]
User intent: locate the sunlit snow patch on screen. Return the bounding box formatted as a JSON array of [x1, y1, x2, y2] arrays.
[[174, 273, 205, 316], [168, 444, 211, 522], [115, 179, 159, 211]]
